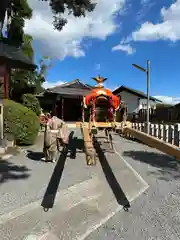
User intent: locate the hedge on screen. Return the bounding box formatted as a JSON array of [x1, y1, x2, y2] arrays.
[[22, 93, 41, 116], [3, 99, 40, 145]]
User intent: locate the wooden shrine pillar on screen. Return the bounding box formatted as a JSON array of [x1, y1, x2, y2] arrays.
[[0, 64, 8, 99]]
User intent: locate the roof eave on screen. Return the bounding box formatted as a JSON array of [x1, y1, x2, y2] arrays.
[[46, 79, 93, 92], [113, 85, 162, 102]]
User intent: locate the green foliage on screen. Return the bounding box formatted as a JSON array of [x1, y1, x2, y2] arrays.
[[40, 0, 96, 31], [3, 99, 40, 145], [7, 16, 24, 46], [9, 69, 35, 102], [22, 94, 41, 116], [9, 55, 51, 101], [8, 33, 35, 101], [11, 0, 32, 19], [3, 0, 51, 101], [6, 0, 33, 46], [22, 34, 34, 60]]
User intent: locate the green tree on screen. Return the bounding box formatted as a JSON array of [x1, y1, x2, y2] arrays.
[[6, 0, 32, 46], [22, 34, 34, 60], [41, 0, 96, 31], [9, 55, 52, 101], [1, 1, 52, 101], [9, 30, 52, 99], [2, 0, 96, 36], [9, 34, 52, 99], [9, 33, 35, 101], [35, 56, 52, 93], [22, 93, 41, 116]]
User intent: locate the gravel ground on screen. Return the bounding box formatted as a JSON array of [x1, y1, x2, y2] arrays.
[[85, 133, 180, 240]]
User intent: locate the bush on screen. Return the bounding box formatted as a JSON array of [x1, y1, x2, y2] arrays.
[[22, 93, 41, 116], [3, 99, 40, 145]]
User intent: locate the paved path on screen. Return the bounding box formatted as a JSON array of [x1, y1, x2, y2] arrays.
[[86, 134, 180, 240], [0, 129, 179, 239]]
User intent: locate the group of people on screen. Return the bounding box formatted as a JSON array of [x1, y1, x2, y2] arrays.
[[42, 109, 69, 163]]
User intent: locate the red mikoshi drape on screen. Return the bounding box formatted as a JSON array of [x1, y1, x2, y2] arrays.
[[84, 88, 120, 111]]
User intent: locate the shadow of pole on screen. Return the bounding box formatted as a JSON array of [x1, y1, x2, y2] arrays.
[[69, 136, 77, 159], [41, 131, 74, 211], [93, 137, 130, 211]]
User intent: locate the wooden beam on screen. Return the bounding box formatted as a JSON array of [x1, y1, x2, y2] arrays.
[[76, 121, 132, 128], [124, 127, 180, 160], [80, 123, 96, 165], [76, 122, 116, 128]]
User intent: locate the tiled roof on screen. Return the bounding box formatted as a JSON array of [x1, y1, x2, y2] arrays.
[[113, 85, 162, 102], [0, 41, 36, 70], [47, 79, 93, 96]]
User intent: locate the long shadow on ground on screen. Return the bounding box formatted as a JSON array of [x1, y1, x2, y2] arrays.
[[123, 150, 180, 181], [41, 131, 74, 211], [93, 138, 130, 211], [68, 136, 84, 159], [27, 135, 84, 161], [0, 160, 30, 184], [26, 151, 44, 161]]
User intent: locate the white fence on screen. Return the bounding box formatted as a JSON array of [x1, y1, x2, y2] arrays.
[[132, 122, 180, 147]]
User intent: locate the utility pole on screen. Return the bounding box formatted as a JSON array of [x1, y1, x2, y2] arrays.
[[146, 60, 150, 134], [132, 60, 151, 134]]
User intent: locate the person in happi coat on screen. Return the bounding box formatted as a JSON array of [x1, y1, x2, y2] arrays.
[[43, 109, 69, 163]]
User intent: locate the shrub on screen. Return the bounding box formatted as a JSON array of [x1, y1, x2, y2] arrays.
[[3, 99, 40, 145], [22, 93, 41, 116]]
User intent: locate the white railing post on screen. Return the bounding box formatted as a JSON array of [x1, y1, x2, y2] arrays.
[[148, 122, 150, 134], [154, 124, 158, 138], [150, 124, 154, 136], [159, 124, 163, 140], [131, 122, 180, 147], [142, 123, 145, 132], [163, 125, 169, 142], [172, 125, 175, 145], [174, 123, 180, 147], [168, 125, 174, 145], [149, 123, 152, 135], [146, 122, 150, 134], [139, 123, 143, 131]]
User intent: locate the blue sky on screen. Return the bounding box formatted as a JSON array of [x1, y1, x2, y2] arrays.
[[25, 0, 180, 104]]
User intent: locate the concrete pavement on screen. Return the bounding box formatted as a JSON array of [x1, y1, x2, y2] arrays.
[[0, 128, 149, 239], [0, 128, 179, 239], [85, 134, 180, 240]]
